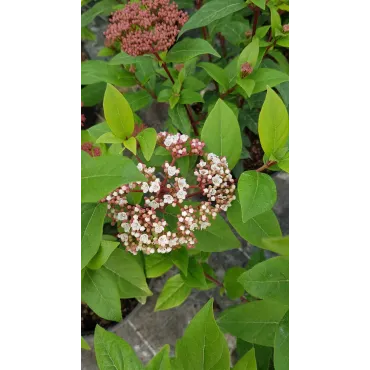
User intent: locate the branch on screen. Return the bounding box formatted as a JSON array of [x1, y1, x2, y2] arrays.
[[252, 7, 261, 36], [220, 86, 236, 99], [256, 160, 277, 172]]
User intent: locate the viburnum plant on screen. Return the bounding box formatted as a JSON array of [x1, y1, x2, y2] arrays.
[[82, 0, 289, 369]]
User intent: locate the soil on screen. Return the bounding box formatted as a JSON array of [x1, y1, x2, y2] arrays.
[[81, 298, 138, 336], [243, 128, 265, 171]]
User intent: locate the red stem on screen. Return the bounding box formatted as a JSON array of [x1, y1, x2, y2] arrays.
[[220, 86, 236, 99], [252, 7, 261, 36], [256, 160, 277, 172]]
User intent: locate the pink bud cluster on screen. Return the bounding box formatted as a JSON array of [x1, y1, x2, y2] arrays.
[[81, 142, 101, 157], [102, 133, 236, 255], [283, 24, 289, 33], [241, 62, 253, 78], [104, 0, 188, 56]]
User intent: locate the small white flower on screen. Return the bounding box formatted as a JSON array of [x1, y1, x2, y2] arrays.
[[190, 223, 198, 231], [116, 212, 127, 221], [122, 223, 130, 232], [200, 221, 210, 230], [164, 136, 174, 147], [180, 134, 188, 142], [131, 220, 141, 231], [140, 234, 150, 244], [167, 166, 177, 177], [118, 199, 126, 206], [209, 188, 217, 196], [212, 175, 222, 186], [118, 233, 128, 242], [199, 169, 208, 175], [199, 160, 206, 167], [155, 224, 164, 233], [149, 200, 159, 209], [179, 237, 187, 244], [169, 237, 178, 247], [141, 182, 149, 193], [106, 195, 112, 201], [149, 179, 161, 193], [146, 167, 155, 174], [158, 235, 168, 246], [220, 204, 229, 211], [211, 164, 219, 171], [163, 194, 174, 204], [177, 189, 187, 200], [178, 178, 187, 188], [137, 163, 143, 171]]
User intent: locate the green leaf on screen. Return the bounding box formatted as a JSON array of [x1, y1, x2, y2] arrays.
[[155, 274, 192, 311], [104, 83, 135, 139], [81, 336, 90, 350], [158, 88, 173, 102], [251, 0, 266, 9], [87, 122, 110, 141], [183, 76, 206, 91], [169, 94, 180, 109], [144, 253, 173, 278], [81, 27, 96, 41], [178, 0, 246, 36], [181, 257, 208, 289], [171, 246, 189, 276], [166, 38, 220, 63], [168, 105, 192, 135], [81, 82, 106, 107], [81, 0, 117, 27], [81, 154, 146, 203], [224, 267, 245, 299], [81, 61, 136, 86], [81, 268, 121, 321], [123, 137, 137, 155], [124, 90, 152, 112], [109, 52, 144, 65], [276, 36, 289, 48], [270, 5, 282, 36], [173, 299, 230, 370], [233, 348, 257, 370], [227, 200, 282, 248], [94, 325, 144, 370], [104, 249, 152, 298], [237, 78, 256, 97], [81, 203, 107, 269], [224, 57, 239, 87], [252, 69, 289, 94], [176, 155, 189, 177], [217, 300, 288, 346], [198, 62, 229, 89], [146, 345, 171, 370], [194, 215, 240, 252], [255, 25, 271, 38], [238, 171, 277, 222], [179, 89, 204, 104], [136, 128, 157, 161], [238, 257, 289, 305], [277, 151, 289, 173], [98, 47, 115, 57], [201, 99, 242, 169], [96, 132, 123, 144], [238, 38, 260, 70], [135, 57, 156, 84], [87, 240, 120, 270], [274, 311, 289, 370], [218, 21, 250, 46], [258, 87, 289, 158], [261, 235, 289, 256]]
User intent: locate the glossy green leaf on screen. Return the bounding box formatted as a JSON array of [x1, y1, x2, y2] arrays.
[[181, 257, 208, 289], [251, 0, 266, 9], [96, 132, 123, 144], [238, 37, 260, 70], [198, 62, 229, 89], [277, 151, 289, 173], [110, 52, 142, 65], [179, 89, 204, 104], [87, 240, 120, 270], [233, 348, 257, 370], [237, 78, 256, 97], [171, 246, 189, 276], [217, 300, 288, 346], [274, 311, 289, 370], [252, 69, 289, 94], [270, 5, 282, 36], [261, 235, 289, 256], [157, 88, 172, 102], [146, 345, 171, 370], [124, 90, 152, 112], [81, 154, 146, 203], [224, 267, 245, 299], [155, 274, 192, 311], [144, 253, 173, 278], [81, 0, 117, 27], [81, 202, 107, 269], [87, 122, 110, 141], [218, 21, 250, 45], [98, 47, 115, 57], [94, 325, 144, 370], [169, 94, 180, 109], [81, 61, 136, 86], [81, 336, 90, 350], [178, 0, 246, 36], [104, 248, 152, 298], [136, 128, 157, 161], [201, 99, 242, 169], [276, 36, 289, 47], [224, 57, 239, 87], [168, 105, 192, 135], [227, 200, 282, 247], [183, 76, 206, 91], [104, 83, 135, 139], [81, 82, 106, 107], [238, 257, 289, 304], [255, 25, 271, 38], [81, 27, 96, 41], [194, 215, 240, 252], [81, 268, 121, 321], [166, 38, 220, 63], [123, 137, 137, 155], [135, 57, 156, 84], [238, 171, 277, 222], [258, 87, 289, 158], [173, 299, 230, 370]]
